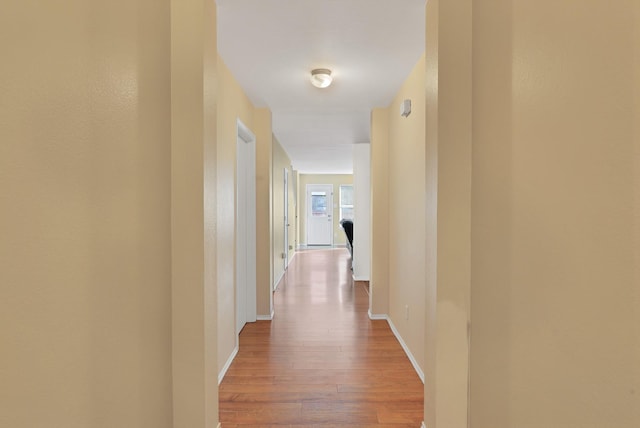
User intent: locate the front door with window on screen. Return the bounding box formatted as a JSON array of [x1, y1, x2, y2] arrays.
[[306, 184, 333, 246]]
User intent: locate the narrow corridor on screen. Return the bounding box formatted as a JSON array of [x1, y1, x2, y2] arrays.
[[219, 248, 424, 426]]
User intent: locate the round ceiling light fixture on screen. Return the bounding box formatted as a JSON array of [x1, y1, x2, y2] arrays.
[[310, 68, 332, 88]]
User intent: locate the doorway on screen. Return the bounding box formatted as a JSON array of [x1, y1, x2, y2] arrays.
[[306, 184, 333, 246], [236, 120, 257, 335], [283, 168, 289, 275]]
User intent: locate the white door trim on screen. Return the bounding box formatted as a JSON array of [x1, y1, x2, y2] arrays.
[[283, 167, 289, 272], [236, 119, 257, 336], [306, 184, 334, 246]]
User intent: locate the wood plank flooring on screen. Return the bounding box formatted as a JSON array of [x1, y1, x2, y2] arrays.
[[219, 248, 424, 427]]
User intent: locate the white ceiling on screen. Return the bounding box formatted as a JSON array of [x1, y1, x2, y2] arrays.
[[217, 0, 425, 174]]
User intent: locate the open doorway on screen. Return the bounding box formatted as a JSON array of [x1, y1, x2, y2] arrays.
[[236, 119, 257, 335], [283, 167, 289, 275]]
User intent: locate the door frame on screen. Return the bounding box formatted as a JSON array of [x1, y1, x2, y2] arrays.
[[283, 167, 289, 272], [305, 184, 334, 246], [236, 119, 257, 336]]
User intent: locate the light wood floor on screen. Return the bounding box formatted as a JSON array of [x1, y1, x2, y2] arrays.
[[219, 248, 424, 427]]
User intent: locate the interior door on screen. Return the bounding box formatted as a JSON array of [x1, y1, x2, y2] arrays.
[[306, 184, 333, 246]]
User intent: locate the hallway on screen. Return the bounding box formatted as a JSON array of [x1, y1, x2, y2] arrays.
[[219, 248, 424, 426]]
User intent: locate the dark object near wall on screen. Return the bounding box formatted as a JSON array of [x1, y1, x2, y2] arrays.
[[340, 219, 353, 257]]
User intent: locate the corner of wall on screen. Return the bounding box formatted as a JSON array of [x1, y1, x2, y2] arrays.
[[254, 108, 274, 317], [370, 108, 390, 317]]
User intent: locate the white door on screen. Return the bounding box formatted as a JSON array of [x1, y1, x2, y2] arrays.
[[283, 168, 289, 272], [306, 184, 333, 246], [236, 121, 257, 335]]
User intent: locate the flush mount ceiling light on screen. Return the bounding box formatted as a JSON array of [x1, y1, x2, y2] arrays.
[[310, 68, 332, 88]]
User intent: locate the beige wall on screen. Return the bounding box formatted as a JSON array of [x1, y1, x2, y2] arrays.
[[254, 109, 274, 317], [272, 137, 295, 288], [469, 1, 639, 426], [216, 60, 274, 361], [370, 57, 430, 376], [0, 0, 177, 426], [635, 4, 640, 411], [171, 0, 219, 427], [423, 0, 439, 425], [386, 55, 427, 375], [202, 5, 219, 424], [216, 57, 255, 370], [370, 110, 390, 316], [1, 1, 221, 425], [423, 0, 473, 425], [298, 174, 353, 246], [424, 0, 640, 426]]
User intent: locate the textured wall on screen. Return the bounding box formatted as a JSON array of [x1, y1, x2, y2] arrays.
[[387, 54, 427, 378], [1, 0, 174, 426], [171, 0, 219, 426], [370, 109, 390, 316], [470, 1, 639, 426], [216, 56, 255, 371], [423, 0, 640, 426]]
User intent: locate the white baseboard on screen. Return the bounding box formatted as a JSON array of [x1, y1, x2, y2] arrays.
[[298, 244, 346, 249], [218, 344, 238, 385], [257, 310, 274, 321], [368, 309, 388, 321], [367, 311, 424, 383], [387, 317, 425, 384], [421, 422, 426, 428], [273, 270, 285, 291], [353, 274, 369, 282], [287, 250, 297, 266]]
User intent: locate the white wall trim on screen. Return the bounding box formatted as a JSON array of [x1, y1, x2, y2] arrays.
[[236, 118, 257, 330], [366, 311, 424, 382], [257, 310, 274, 321], [287, 249, 297, 265], [353, 274, 369, 282], [237, 118, 255, 143], [298, 244, 346, 250], [273, 269, 285, 291], [421, 422, 426, 428], [368, 310, 388, 321], [387, 317, 425, 383], [352, 143, 371, 281], [305, 183, 335, 246], [218, 344, 239, 385]]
